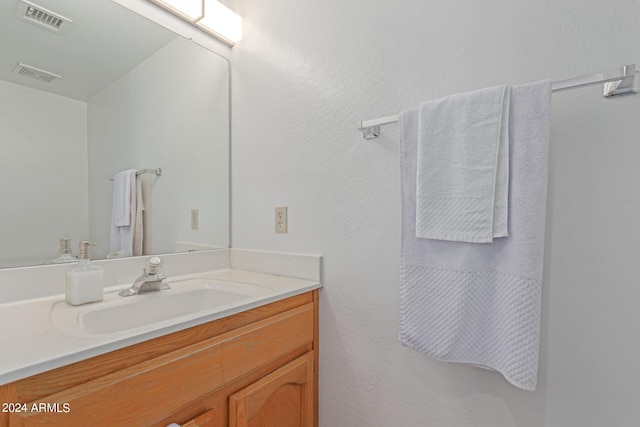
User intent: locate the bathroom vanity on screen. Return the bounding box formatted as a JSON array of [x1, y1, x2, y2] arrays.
[[0, 249, 321, 427]]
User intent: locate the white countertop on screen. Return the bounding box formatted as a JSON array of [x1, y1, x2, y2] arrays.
[[0, 249, 321, 386]]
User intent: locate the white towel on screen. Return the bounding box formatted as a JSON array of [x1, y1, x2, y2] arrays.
[[109, 170, 144, 257], [132, 174, 144, 256], [416, 85, 510, 243], [112, 170, 134, 227], [398, 80, 552, 391]]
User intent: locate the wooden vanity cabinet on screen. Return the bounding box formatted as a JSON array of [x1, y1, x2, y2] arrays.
[[0, 290, 319, 427]]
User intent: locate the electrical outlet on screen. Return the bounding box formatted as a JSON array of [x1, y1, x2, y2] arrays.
[[191, 209, 199, 230], [275, 206, 287, 233]]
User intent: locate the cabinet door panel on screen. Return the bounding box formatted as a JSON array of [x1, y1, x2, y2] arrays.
[[182, 408, 217, 427], [229, 352, 314, 427]]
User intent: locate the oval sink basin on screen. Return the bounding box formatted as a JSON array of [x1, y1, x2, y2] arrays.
[[81, 287, 247, 334], [51, 278, 273, 336]]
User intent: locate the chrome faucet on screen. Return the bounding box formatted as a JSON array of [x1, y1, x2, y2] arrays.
[[119, 257, 170, 297]]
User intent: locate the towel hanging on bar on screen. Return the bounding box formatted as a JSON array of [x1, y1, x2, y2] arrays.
[[398, 79, 552, 391]]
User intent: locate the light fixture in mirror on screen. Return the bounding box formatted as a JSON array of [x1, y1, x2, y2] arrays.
[[0, 0, 230, 268], [149, 0, 242, 46], [152, 0, 203, 20]]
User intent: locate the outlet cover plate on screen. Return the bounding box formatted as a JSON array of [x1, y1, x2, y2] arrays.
[[275, 206, 287, 233]]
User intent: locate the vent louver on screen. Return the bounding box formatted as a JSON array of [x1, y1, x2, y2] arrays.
[[25, 5, 64, 30], [13, 63, 61, 83], [14, 0, 72, 33]]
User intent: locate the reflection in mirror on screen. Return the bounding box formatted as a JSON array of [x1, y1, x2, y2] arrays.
[[0, 0, 229, 268]]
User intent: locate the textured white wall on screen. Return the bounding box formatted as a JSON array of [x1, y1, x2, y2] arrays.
[[0, 80, 88, 267], [223, 1, 640, 426], [116, 0, 640, 425], [87, 37, 229, 258]]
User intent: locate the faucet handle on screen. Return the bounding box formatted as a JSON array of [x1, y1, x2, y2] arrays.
[[146, 256, 163, 275]]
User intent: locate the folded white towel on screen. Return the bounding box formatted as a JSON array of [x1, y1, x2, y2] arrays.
[[416, 85, 510, 243], [132, 173, 144, 256], [112, 170, 134, 227], [110, 169, 144, 257], [399, 80, 552, 391]]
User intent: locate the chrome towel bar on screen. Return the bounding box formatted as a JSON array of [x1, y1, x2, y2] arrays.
[[109, 168, 162, 181], [358, 64, 639, 139]]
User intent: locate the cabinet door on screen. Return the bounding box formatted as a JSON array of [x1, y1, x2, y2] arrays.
[[229, 352, 314, 427], [182, 408, 217, 427]]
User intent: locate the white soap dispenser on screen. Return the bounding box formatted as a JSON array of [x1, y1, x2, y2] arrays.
[[65, 241, 104, 306]]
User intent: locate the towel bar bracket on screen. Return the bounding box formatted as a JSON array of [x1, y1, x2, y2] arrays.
[[603, 65, 639, 97], [357, 115, 399, 139], [356, 122, 379, 139]]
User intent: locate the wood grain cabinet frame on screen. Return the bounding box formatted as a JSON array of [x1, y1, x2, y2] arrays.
[[0, 290, 319, 427]]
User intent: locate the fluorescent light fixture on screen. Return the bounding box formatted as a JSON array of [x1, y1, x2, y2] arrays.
[[152, 0, 202, 21], [148, 0, 242, 46], [196, 0, 242, 45]]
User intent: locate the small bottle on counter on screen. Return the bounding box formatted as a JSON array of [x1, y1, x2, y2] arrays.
[[65, 241, 103, 306], [52, 237, 76, 264]]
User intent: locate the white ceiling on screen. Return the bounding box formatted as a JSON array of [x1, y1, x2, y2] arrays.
[[0, 0, 177, 101]]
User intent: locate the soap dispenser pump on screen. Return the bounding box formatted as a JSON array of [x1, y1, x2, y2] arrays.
[[52, 237, 76, 264], [65, 241, 103, 306]]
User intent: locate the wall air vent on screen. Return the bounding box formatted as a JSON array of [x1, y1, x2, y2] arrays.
[[14, 0, 72, 33], [13, 63, 61, 84]]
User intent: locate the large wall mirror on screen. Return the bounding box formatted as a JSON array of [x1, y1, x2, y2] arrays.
[[0, 0, 230, 268]]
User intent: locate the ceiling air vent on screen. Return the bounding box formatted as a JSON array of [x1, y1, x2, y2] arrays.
[[14, 0, 72, 33], [13, 63, 61, 84]]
